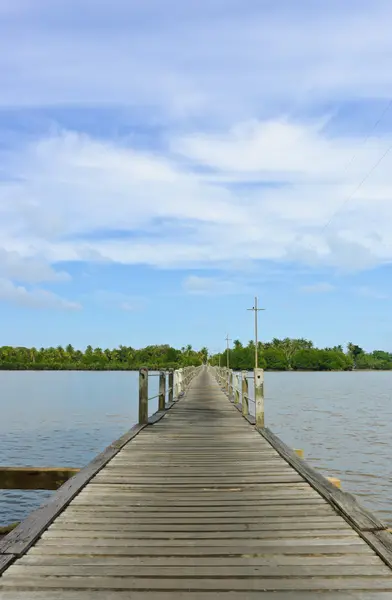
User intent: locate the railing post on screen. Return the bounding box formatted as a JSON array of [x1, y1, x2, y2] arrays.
[[159, 370, 166, 411], [168, 369, 174, 403], [242, 370, 249, 416], [139, 367, 148, 424], [254, 367, 265, 428], [177, 369, 183, 397], [234, 372, 240, 404]]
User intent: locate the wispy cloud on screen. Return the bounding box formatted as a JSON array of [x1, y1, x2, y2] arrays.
[[183, 275, 248, 296], [0, 249, 70, 283], [1, 122, 392, 275], [92, 290, 147, 311], [0, 278, 81, 310], [356, 286, 388, 299], [300, 282, 335, 293]]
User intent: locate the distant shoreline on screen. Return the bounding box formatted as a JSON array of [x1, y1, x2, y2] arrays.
[[0, 368, 391, 373]]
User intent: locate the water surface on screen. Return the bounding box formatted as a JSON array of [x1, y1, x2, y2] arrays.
[[0, 371, 391, 526]]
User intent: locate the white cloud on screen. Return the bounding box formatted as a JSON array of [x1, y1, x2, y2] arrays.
[[300, 282, 335, 293], [0, 278, 81, 310], [1, 1, 392, 120], [0, 248, 70, 283], [183, 275, 247, 296], [1, 120, 392, 275]]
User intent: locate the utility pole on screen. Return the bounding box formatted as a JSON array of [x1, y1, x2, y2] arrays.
[[247, 296, 266, 428], [225, 334, 231, 368], [247, 296, 265, 368]]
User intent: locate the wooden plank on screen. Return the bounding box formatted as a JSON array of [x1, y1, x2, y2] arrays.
[[75, 492, 322, 502], [0, 467, 80, 491], [14, 555, 384, 567], [53, 508, 338, 518], [3, 593, 392, 600], [48, 519, 351, 531], [26, 543, 372, 555], [35, 537, 367, 547], [52, 512, 333, 527], [42, 529, 358, 540], [5, 564, 391, 578], [65, 502, 328, 511], [3, 575, 392, 590]]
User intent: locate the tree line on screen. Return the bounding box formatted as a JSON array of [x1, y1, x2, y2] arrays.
[[0, 344, 208, 371], [0, 339, 391, 371], [209, 339, 392, 371]]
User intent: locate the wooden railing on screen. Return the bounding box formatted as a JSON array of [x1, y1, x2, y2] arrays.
[[138, 366, 202, 424], [210, 365, 265, 426], [0, 366, 202, 493]]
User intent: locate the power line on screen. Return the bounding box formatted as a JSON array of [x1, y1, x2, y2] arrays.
[[321, 142, 392, 233], [321, 98, 392, 233]]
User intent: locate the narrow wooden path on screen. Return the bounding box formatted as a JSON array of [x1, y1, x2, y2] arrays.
[[1, 368, 392, 598]]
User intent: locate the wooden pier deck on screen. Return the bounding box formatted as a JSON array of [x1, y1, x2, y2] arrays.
[[1, 367, 392, 598]]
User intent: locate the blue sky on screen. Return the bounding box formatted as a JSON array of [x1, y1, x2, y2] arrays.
[[1, 0, 392, 352]]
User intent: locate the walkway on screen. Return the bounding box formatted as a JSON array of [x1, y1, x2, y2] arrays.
[[1, 368, 392, 598]]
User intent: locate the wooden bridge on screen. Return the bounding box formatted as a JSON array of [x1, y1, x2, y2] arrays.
[[1, 365, 392, 598]]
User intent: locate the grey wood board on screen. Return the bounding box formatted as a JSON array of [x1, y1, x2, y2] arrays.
[[65, 502, 329, 512], [3, 576, 392, 590], [5, 564, 391, 578], [14, 555, 384, 567], [26, 543, 373, 555], [54, 508, 339, 518], [49, 520, 351, 531], [42, 529, 358, 540], [35, 537, 368, 547], [2, 592, 392, 600]]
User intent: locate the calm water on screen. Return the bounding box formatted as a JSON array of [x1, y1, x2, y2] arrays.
[[0, 371, 391, 526]]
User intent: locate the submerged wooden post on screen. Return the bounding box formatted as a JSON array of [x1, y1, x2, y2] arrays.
[[0, 467, 80, 490], [168, 370, 174, 403], [254, 367, 265, 428], [242, 370, 249, 416], [159, 370, 166, 411], [139, 367, 148, 424]]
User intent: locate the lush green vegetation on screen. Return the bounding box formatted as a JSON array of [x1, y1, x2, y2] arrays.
[[0, 339, 391, 371], [209, 339, 392, 371], [0, 344, 208, 371]]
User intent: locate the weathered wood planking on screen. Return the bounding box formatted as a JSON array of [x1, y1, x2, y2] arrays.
[[0, 404, 174, 562], [1, 367, 392, 598]]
